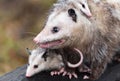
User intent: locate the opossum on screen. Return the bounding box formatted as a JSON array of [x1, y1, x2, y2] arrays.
[[56, 0, 92, 17], [26, 48, 64, 77], [33, 0, 120, 80], [71, 0, 92, 17], [26, 47, 83, 78]]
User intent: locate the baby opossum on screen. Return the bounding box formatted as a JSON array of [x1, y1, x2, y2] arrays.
[[33, 0, 120, 80], [26, 47, 84, 78], [26, 48, 64, 77], [56, 0, 92, 17]]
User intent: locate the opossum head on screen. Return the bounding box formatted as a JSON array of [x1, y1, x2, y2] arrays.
[[75, 0, 92, 17], [26, 48, 47, 77], [26, 48, 63, 77], [34, 1, 92, 49]]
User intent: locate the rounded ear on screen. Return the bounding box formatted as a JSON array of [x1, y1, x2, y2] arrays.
[[68, 8, 77, 22], [26, 48, 32, 55], [42, 51, 48, 61], [68, 8, 76, 17]]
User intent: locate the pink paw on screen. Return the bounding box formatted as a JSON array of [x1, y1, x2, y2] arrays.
[[50, 71, 60, 76], [50, 67, 78, 79]]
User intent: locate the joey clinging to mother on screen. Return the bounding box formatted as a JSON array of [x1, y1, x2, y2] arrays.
[[34, 0, 120, 80]]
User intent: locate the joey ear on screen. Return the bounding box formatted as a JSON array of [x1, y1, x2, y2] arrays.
[[26, 48, 32, 55], [68, 8, 77, 22], [42, 51, 48, 61]]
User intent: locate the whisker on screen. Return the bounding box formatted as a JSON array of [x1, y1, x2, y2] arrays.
[[22, 32, 37, 36]]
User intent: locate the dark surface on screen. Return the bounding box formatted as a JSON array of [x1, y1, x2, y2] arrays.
[[0, 61, 120, 81]]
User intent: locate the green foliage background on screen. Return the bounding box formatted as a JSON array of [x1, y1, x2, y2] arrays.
[[0, 0, 55, 75]]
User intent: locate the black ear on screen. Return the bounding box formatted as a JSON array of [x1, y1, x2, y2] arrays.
[[26, 48, 31, 55], [68, 8, 77, 22], [42, 51, 48, 61]]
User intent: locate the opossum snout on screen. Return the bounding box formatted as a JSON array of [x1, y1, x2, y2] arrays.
[[26, 75, 31, 78], [33, 26, 60, 44], [26, 76, 29, 78], [33, 38, 39, 44]]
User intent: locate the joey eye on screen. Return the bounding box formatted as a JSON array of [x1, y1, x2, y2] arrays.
[[34, 65, 38, 69], [52, 27, 59, 33], [82, 4, 85, 8]]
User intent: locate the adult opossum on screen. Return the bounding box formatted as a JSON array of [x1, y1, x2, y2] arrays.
[[34, 0, 120, 80]]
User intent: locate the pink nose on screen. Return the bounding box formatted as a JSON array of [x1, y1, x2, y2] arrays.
[[26, 74, 31, 78], [33, 38, 39, 44], [88, 14, 92, 18]]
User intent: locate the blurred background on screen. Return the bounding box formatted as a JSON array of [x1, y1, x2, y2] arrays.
[[0, 0, 55, 76]]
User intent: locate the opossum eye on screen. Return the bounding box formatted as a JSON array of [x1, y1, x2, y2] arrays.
[[68, 8, 77, 22], [52, 27, 59, 33], [34, 65, 38, 69], [82, 4, 85, 8]]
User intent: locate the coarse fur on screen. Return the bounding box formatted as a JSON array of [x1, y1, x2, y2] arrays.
[[34, 0, 120, 80], [26, 48, 64, 77], [56, 0, 92, 17]]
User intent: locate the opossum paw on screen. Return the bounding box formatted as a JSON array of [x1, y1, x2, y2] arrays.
[[60, 68, 78, 79], [50, 67, 65, 76], [50, 71, 61, 76], [67, 72, 78, 79], [62, 71, 78, 79], [51, 68, 78, 79], [79, 68, 91, 73]]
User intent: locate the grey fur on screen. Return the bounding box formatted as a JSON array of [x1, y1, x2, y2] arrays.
[[34, 0, 120, 80]]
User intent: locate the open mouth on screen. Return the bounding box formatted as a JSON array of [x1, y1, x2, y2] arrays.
[[39, 39, 66, 48]]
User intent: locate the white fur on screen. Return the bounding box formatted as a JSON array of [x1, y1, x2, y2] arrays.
[[26, 48, 63, 77], [106, 0, 120, 3], [74, 0, 92, 17], [33, 0, 91, 48], [34, 5, 91, 48], [93, 0, 101, 3], [34, 0, 92, 45], [28, 48, 46, 64]]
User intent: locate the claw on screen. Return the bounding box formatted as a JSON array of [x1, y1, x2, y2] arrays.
[[50, 67, 66, 76], [62, 71, 67, 76], [59, 68, 65, 73], [55, 71, 57, 75], [67, 72, 78, 79], [68, 73, 72, 79], [57, 72, 60, 75], [50, 71, 55, 76], [72, 73, 78, 78], [50, 67, 78, 79], [83, 75, 90, 79]]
